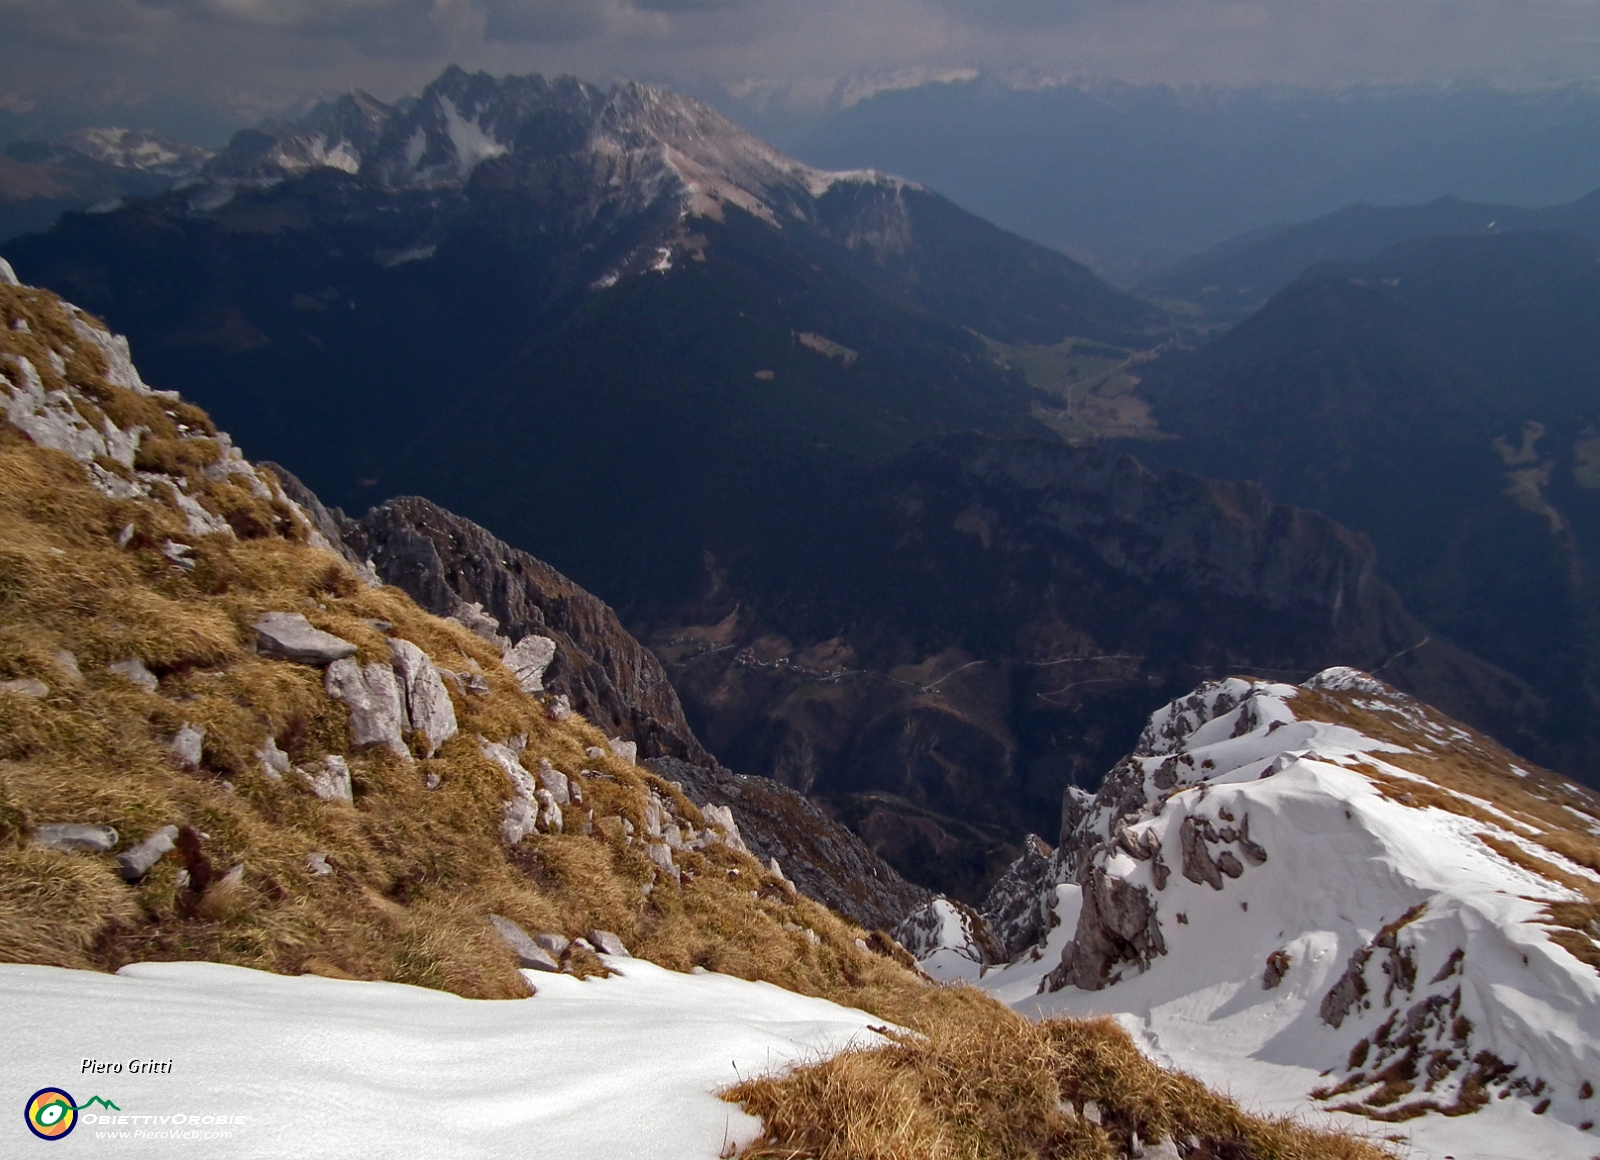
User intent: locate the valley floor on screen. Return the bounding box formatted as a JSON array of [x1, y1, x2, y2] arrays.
[[1, 958, 889, 1157]]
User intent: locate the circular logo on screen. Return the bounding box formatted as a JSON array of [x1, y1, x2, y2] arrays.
[[24, 1088, 77, 1141]]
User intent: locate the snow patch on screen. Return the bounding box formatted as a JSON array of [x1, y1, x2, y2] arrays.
[[0, 958, 892, 1158]]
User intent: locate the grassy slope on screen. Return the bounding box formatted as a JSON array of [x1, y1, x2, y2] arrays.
[[0, 281, 1387, 1160]]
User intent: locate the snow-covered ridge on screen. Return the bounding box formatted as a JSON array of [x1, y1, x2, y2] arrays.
[[900, 667, 1600, 1159], [194, 68, 921, 280]]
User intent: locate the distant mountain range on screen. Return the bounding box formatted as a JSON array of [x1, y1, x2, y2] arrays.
[[715, 76, 1600, 280], [0, 129, 211, 242], [1143, 188, 1600, 321], [1, 67, 1574, 899]]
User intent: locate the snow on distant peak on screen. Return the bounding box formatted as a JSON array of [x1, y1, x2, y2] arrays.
[[438, 96, 509, 177], [58, 128, 212, 179], [836, 67, 982, 110], [901, 667, 1600, 1159]]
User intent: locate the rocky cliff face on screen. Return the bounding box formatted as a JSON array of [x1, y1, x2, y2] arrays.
[[337, 492, 715, 771], [647, 757, 930, 933], [653, 432, 1546, 901]]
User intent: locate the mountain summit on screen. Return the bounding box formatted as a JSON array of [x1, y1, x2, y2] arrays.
[[181, 66, 1160, 343]]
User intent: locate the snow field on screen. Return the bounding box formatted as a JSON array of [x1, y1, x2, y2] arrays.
[[1, 958, 891, 1158]]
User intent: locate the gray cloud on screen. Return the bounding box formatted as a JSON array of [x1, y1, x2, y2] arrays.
[[479, 0, 612, 42], [4, 0, 1600, 146]]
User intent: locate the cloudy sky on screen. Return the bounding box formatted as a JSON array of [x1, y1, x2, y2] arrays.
[[4, 0, 1600, 141]]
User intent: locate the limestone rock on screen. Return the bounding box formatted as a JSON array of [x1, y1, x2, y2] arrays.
[[533, 932, 570, 958], [1179, 816, 1224, 890], [255, 735, 290, 780], [699, 803, 750, 855], [450, 601, 507, 646], [1045, 863, 1166, 992], [302, 755, 354, 803], [645, 841, 677, 879], [338, 496, 716, 768], [547, 693, 572, 721], [978, 834, 1057, 962], [535, 788, 563, 834], [388, 638, 457, 757], [325, 658, 408, 757], [170, 723, 205, 768], [488, 914, 560, 972], [481, 738, 542, 843], [0, 678, 48, 698], [502, 797, 537, 845], [645, 756, 929, 932], [108, 657, 158, 692], [307, 852, 333, 876], [587, 929, 630, 957], [536, 758, 570, 806], [503, 635, 557, 694], [253, 612, 358, 665], [118, 824, 178, 880], [642, 792, 666, 840], [606, 736, 638, 764], [32, 823, 118, 853]]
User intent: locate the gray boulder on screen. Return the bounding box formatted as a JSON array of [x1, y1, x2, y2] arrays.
[[488, 915, 561, 972], [587, 930, 630, 957], [302, 755, 354, 803], [32, 823, 118, 853], [325, 658, 408, 757], [255, 735, 290, 780], [108, 657, 158, 692], [536, 758, 570, 806], [170, 723, 205, 768], [533, 932, 571, 958], [388, 638, 457, 757], [0, 678, 48, 699], [253, 612, 357, 665], [503, 635, 557, 694], [118, 825, 178, 880]]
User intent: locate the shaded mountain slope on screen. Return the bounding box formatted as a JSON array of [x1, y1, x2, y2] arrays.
[[1144, 187, 1600, 322], [1139, 230, 1600, 782], [644, 432, 1545, 900]]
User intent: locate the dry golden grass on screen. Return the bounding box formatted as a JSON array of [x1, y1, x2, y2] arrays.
[[0, 285, 1394, 1159], [728, 996, 1394, 1160], [0, 284, 911, 1003]]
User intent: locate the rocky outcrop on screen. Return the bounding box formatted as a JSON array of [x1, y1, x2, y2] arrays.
[[977, 834, 1057, 962], [647, 756, 929, 932], [326, 494, 714, 771], [1043, 864, 1166, 992]]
